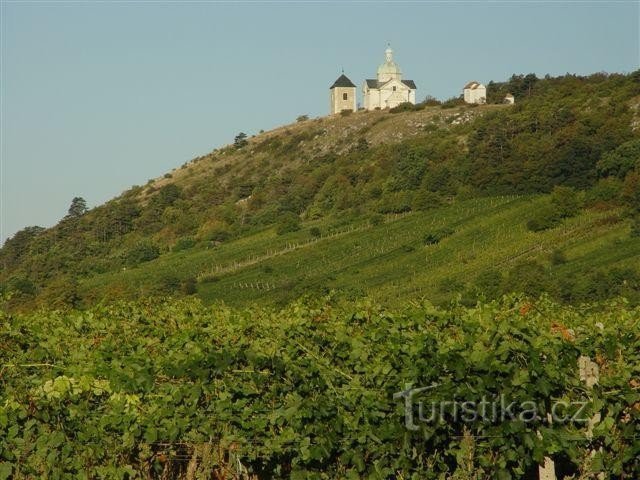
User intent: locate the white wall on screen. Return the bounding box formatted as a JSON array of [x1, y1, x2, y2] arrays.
[[330, 86, 357, 114]]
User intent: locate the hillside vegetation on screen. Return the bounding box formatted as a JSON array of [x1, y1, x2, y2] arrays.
[[1, 72, 639, 310], [1, 296, 639, 478]]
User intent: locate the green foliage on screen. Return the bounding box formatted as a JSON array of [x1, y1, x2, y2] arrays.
[[181, 277, 197, 295], [423, 228, 453, 245], [389, 102, 416, 113], [309, 226, 321, 238], [597, 138, 640, 179], [412, 189, 443, 211], [2, 72, 640, 310], [505, 261, 548, 297], [527, 203, 560, 232], [172, 237, 196, 252], [66, 196, 88, 219], [234, 132, 248, 148], [125, 242, 160, 266], [340, 109, 352, 117], [3, 297, 637, 477], [631, 215, 640, 238], [550, 249, 568, 265], [296, 114, 309, 122], [550, 186, 581, 218], [276, 212, 301, 235]]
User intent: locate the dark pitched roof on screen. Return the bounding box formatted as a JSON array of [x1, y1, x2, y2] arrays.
[[365, 79, 417, 90], [330, 74, 356, 89]]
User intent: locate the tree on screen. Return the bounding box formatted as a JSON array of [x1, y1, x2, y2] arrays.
[[550, 186, 581, 218], [276, 212, 301, 235], [234, 132, 248, 148], [67, 197, 88, 219]]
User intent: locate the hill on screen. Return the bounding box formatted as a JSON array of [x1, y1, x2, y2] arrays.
[[1, 71, 640, 310]]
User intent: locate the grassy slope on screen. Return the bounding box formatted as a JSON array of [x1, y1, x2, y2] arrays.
[[81, 195, 637, 308]]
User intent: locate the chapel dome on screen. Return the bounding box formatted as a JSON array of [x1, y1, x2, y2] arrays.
[[377, 45, 402, 82]]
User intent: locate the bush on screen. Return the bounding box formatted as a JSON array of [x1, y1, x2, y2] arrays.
[[527, 204, 560, 232], [296, 115, 309, 122], [505, 261, 548, 297], [340, 109, 353, 117], [474, 269, 503, 300], [276, 212, 301, 235], [369, 214, 384, 227], [423, 228, 453, 245], [309, 226, 321, 238], [550, 249, 568, 265], [631, 215, 640, 238], [172, 237, 196, 252], [550, 186, 581, 218], [181, 277, 197, 295], [412, 190, 443, 211], [125, 242, 160, 266], [389, 102, 416, 113]]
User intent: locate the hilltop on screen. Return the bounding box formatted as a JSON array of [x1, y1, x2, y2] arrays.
[[1, 71, 639, 310]]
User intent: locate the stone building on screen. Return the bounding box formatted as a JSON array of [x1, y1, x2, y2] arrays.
[[363, 45, 417, 110], [329, 73, 357, 115], [463, 81, 487, 104], [504, 93, 515, 104]]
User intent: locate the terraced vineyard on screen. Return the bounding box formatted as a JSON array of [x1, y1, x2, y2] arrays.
[[80, 195, 639, 308]]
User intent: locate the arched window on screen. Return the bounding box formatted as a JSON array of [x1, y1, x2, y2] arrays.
[[343, 93, 348, 100]]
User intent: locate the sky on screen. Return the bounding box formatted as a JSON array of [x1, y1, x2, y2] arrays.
[[1, 1, 639, 244]]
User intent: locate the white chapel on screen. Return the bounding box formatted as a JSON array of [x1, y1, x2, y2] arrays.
[[363, 45, 417, 110]]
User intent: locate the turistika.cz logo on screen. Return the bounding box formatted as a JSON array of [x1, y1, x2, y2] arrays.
[[393, 383, 591, 431]]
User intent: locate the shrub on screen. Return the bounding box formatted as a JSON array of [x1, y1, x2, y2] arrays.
[[412, 190, 443, 211], [340, 109, 353, 117], [585, 178, 623, 206], [8, 276, 36, 296], [631, 215, 640, 238], [550, 186, 581, 218], [474, 269, 503, 300], [276, 212, 301, 235], [296, 115, 309, 122], [309, 227, 321, 238], [172, 237, 196, 252], [181, 277, 197, 295], [527, 204, 560, 232], [505, 261, 548, 297], [389, 102, 416, 113], [423, 228, 453, 245], [550, 249, 568, 265], [125, 242, 160, 266], [369, 214, 384, 226]]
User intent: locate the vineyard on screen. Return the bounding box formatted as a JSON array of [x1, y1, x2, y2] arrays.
[[77, 195, 639, 308], [1, 295, 638, 478]]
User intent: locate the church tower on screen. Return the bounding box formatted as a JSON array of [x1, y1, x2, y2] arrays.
[[329, 72, 357, 115]]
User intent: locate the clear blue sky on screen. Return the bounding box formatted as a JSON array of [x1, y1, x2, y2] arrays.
[[1, 1, 638, 243]]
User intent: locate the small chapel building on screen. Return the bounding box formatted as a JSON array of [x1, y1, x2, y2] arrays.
[[329, 73, 357, 115], [363, 46, 417, 110], [463, 81, 487, 104]]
